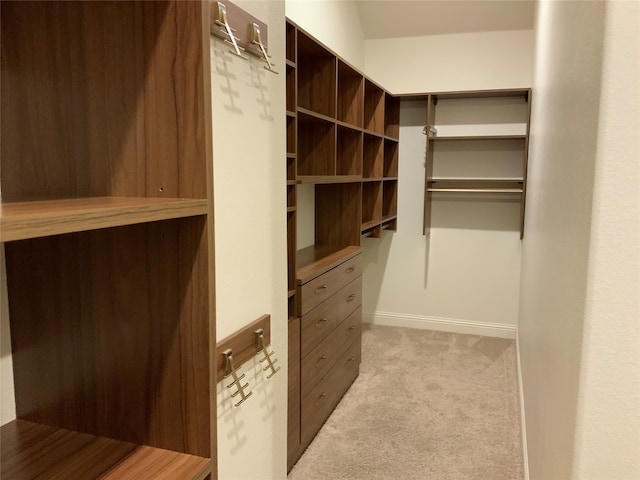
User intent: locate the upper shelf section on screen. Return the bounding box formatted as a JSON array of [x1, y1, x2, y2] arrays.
[[291, 21, 399, 140], [0, 197, 208, 242]]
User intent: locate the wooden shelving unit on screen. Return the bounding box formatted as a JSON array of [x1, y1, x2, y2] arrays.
[[1, 2, 215, 478], [421, 89, 532, 238], [285, 19, 399, 472]]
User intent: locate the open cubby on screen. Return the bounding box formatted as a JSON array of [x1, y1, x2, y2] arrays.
[[315, 183, 362, 248], [384, 139, 399, 178], [287, 184, 297, 208], [286, 22, 296, 63], [287, 115, 296, 154], [382, 180, 398, 219], [287, 156, 296, 182], [287, 210, 297, 292], [337, 126, 363, 176], [364, 80, 385, 135], [385, 95, 400, 139], [337, 60, 364, 128], [287, 64, 296, 113], [297, 31, 336, 118], [297, 112, 336, 176], [362, 181, 382, 227], [363, 134, 383, 179], [5, 218, 211, 455]]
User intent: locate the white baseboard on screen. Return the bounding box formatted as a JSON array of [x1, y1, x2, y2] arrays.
[[362, 311, 517, 339], [516, 332, 530, 480]]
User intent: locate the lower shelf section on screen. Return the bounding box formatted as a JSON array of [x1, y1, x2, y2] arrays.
[[1, 420, 211, 480]]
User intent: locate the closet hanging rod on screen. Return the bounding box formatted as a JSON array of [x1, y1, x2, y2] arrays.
[[427, 188, 523, 194]]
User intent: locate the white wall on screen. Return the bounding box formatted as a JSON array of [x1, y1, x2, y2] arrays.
[[362, 30, 533, 336], [362, 100, 523, 338], [365, 30, 534, 94], [519, 0, 640, 478], [210, 1, 287, 478], [285, 0, 365, 70], [573, 2, 640, 475]]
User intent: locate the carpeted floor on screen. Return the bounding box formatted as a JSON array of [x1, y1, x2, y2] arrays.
[[288, 324, 523, 480]]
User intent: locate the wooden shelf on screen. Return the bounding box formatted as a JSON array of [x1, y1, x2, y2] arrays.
[[286, 59, 296, 68], [429, 177, 524, 182], [428, 187, 523, 193], [1, 420, 210, 480], [296, 245, 361, 284], [288, 289, 296, 298], [297, 175, 361, 184], [0, 197, 208, 242], [286, 110, 296, 118], [361, 219, 381, 231], [430, 135, 527, 141], [362, 177, 383, 182]]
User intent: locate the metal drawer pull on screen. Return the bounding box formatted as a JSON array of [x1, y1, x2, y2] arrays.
[[346, 293, 356, 302], [315, 285, 328, 294], [346, 266, 356, 274], [347, 325, 356, 332], [348, 356, 356, 362], [316, 317, 328, 328], [315, 393, 327, 406]]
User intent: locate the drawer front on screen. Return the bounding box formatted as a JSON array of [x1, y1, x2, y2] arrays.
[[334, 306, 361, 358], [299, 254, 362, 316], [332, 254, 362, 292], [300, 297, 338, 358], [336, 276, 362, 323], [300, 329, 337, 398], [300, 269, 340, 316], [300, 340, 361, 447]]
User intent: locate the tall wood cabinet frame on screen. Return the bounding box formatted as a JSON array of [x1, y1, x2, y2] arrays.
[[285, 19, 400, 471], [0, 2, 216, 479]]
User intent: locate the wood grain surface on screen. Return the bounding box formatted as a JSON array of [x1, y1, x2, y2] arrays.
[[5, 218, 211, 457], [1, 420, 211, 480], [0, 197, 208, 242]]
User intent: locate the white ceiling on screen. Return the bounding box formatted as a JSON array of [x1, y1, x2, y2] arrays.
[[355, 0, 535, 39]]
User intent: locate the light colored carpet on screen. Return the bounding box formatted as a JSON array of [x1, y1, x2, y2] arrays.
[[288, 324, 523, 480]]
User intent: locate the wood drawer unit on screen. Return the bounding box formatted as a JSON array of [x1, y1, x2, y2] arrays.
[[301, 298, 362, 398], [299, 254, 361, 315], [300, 339, 361, 447], [293, 252, 363, 461]]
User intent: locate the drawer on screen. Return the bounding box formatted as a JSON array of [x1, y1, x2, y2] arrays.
[[299, 254, 361, 316], [301, 328, 337, 398], [334, 306, 361, 358], [301, 340, 361, 447], [300, 297, 338, 358], [331, 254, 362, 292], [336, 276, 362, 323]]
